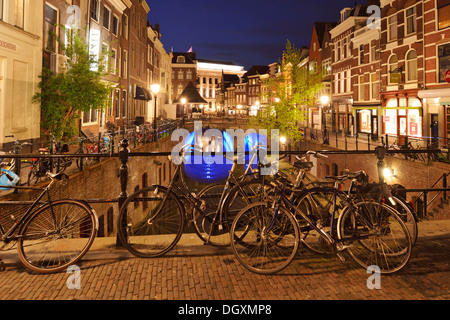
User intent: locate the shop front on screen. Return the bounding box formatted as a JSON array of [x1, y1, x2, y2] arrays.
[[353, 107, 379, 140], [418, 87, 450, 146], [382, 97, 423, 145]]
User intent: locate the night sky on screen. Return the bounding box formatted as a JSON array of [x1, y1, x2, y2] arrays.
[[146, 0, 358, 70]]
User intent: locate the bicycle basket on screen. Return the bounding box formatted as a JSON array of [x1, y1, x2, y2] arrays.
[[0, 168, 19, 191]]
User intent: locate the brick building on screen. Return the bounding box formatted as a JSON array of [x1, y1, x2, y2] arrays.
[[379, 0, 425, 144], [330, 4, 372, 135], [418, 0, 450, 145]]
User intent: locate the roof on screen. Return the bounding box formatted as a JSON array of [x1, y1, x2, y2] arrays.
[[172, 81, 208, 104], [243, 65, 270, 80], [172, 52, 197, 64], [313, 22, 338, 47], [197, 58, 238, 66]]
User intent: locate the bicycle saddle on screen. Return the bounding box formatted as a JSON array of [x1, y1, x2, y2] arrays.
[[293, 161, 314, 169], [46, 172, 69, 181]]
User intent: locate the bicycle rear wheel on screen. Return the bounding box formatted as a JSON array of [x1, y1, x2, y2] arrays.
[[230, 202, 300, 274], [17, 200, 97, 274], [192, 183, 230, 246], [337, 200, 412, 274], [117, 186, 185, 258]]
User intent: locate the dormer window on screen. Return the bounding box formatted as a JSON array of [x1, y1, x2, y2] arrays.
[[177, 56, 186, 64]]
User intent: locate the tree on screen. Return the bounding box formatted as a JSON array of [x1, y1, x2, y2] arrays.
[[33, 27, 115, 141], [251, 40, 324, 143]]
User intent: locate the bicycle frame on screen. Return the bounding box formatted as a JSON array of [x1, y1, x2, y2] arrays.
[[0, 183, 53, 242], [274, 185, 377, 248]]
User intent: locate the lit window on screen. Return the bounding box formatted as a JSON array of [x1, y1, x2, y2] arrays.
[[388, 54, 399, 84], [406, 50, 417, 82], [438, 0, 450, 30], [388, 14, 398, 41]]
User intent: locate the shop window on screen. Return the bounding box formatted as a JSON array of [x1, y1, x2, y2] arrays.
[[406, 50, 418, 82], [438, 43, 450, 83], [438, 0, 450, 30]]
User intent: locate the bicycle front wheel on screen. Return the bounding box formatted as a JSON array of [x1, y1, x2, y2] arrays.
[[337, 200, 412, 274], [230, 202, 300, 274], [17, 200, 97, 274], [117, 186, 185, 258]]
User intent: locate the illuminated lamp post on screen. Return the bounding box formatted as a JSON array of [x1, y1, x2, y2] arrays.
[[151, 84, 161, 142]]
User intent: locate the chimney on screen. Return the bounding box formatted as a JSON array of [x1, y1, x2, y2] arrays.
[[155, 23, 160, 39]]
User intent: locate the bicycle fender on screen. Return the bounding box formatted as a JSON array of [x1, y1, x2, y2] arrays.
[[76, 200, 100, 231]]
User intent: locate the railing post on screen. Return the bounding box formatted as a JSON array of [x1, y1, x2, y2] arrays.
[[355, 133, 358, 151], [79, 138, 84, 171], [375, 146, 387, 183], [116, 139, 129, 246]]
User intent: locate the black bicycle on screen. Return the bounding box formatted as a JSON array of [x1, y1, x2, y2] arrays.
[[0, 172, 98, 273], [116, 143, 272, 257]]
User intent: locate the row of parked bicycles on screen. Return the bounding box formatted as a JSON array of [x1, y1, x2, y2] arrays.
[[0, 133, 113, 187], [115, 143, 418, 275], [0, 141, 417, 275]]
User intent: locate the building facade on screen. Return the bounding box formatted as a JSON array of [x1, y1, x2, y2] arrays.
[[0, 0, 44, 149]]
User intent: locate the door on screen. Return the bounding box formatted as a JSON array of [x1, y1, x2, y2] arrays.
[[431, 114, 439, 138], [398, 115, 407, 145]]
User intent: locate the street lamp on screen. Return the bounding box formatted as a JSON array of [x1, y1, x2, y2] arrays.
[[151, 84, 161, 141], [181, 97, 187, 123]]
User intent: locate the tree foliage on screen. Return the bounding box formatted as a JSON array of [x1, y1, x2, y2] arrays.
[[33, 27, 114, 141], [251, 40, 324, 143]]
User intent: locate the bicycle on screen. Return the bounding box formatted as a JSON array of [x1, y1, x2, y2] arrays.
[[116, 143, 271, 257], [0, 172, 98, 273], [230, 170, 412, 275]]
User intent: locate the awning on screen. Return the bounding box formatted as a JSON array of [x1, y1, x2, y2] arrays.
[[135, 86, 152, 101]]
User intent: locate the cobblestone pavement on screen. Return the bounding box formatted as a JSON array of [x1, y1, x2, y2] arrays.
[[0, 222, 449, 303]]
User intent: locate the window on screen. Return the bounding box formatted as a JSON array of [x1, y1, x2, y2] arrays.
[[178, 71, 184, 80], [91, 0, 99, 21], [370, 73, 378, 100], [103, 6, 110, 30], [405, 6, 417, 35], [44, 4, 58, 52], [122, 90, 127, 118], [177, 56, 185, 63], [110, 48, 117, 74], [122, 49, 128, 79], [359, 45, 364, 65], [15, 0, 24, 28], [388, 54, 399, 84], [406, 50, 418, 82], [438, 43, 450, 82], [438, 0, 450, 30], [83, 108, 98, 124], [388, 14, 398, 41], [112, 15, 119, 36], [122, 14, 128, 39], [186, 70, 192, 80], [359, 75, 365, 101], [370, 42, 376, 62]]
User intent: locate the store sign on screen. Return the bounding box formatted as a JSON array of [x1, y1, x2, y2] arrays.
[[89, 29, 101, 71], [390, 72, 401, 84]]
